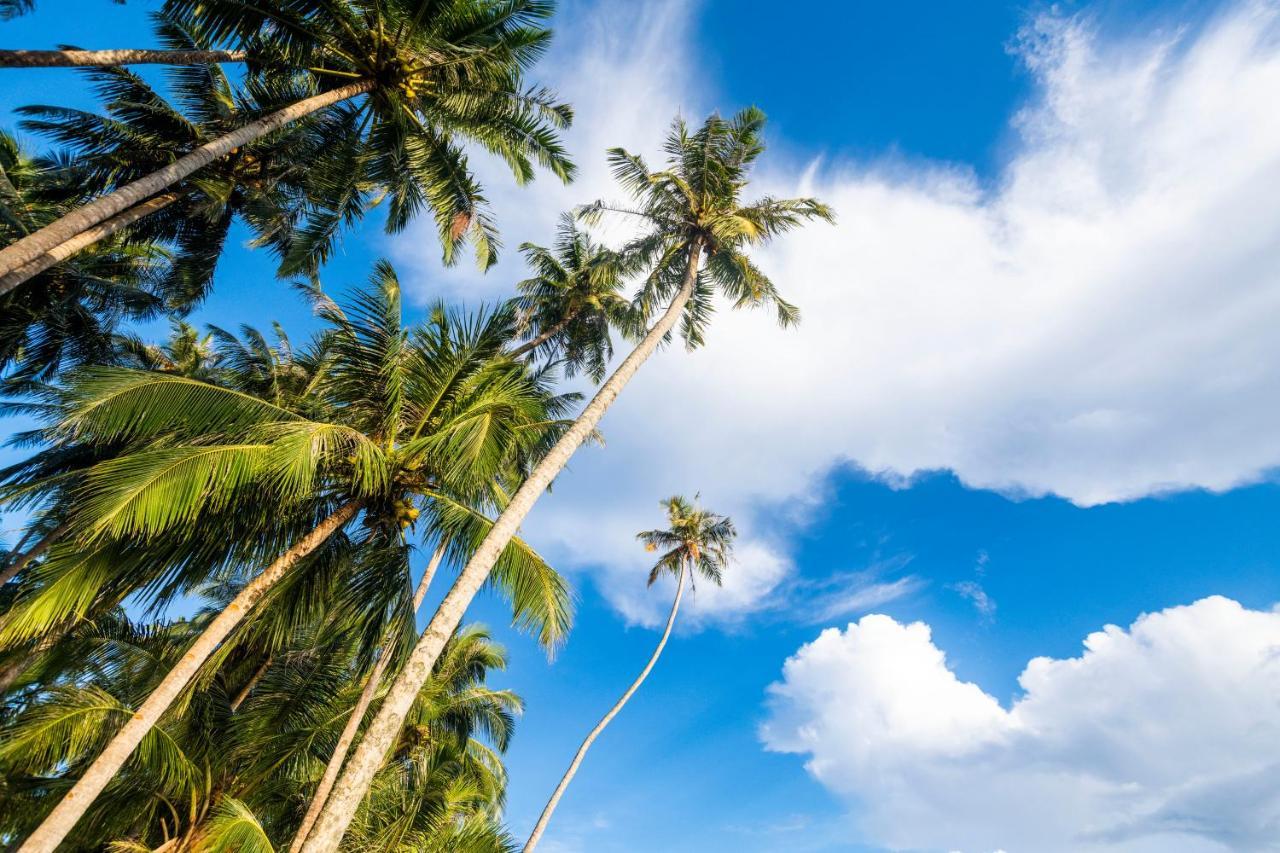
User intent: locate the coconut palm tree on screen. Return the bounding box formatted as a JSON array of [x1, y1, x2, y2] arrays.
[[301, 107, 832, 853], [6, 262, 573, 853], [508, 213, 637, 381], [523, 495, 734, 851], [0, 0, 574, 292]]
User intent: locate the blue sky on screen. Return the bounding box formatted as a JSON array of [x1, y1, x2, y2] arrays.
[[6, 1, 1280, 851]]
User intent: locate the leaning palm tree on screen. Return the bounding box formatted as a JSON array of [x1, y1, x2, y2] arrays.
[[0, 0, 573, 292], [8, 262, 573, 853], [523, 495, 734, 851], [508, 213, 637, 381], [301, 107, 832, 853]]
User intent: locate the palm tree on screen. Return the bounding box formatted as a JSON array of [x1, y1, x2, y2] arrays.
[[0, 0, 574, 291], [523, 495, 734, 850], [6, 262, 573, 853], [508, 213, 637, 381], [300, 107, 832, 853]]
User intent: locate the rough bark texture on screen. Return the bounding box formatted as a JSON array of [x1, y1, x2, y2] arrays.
[[16, 501, 361, 853], [0, 80, 373, 291], [0, 193, 180, 294], [0, 519, 69, 587], [507, 309, 580, 360], [0, 49, 248, 68], [298, 240, 705, 853], [523, 561, 687, 852], [287, 545, 445, 853]]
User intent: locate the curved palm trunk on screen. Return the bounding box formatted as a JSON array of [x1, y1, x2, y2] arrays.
[[287, 544, 445, 853], [507, 310, 580, 360], [0, 80, 373, 292], [0, 519, 69, 586], [0, 49, 248, 68], [228, 655, 273, 713], [524, 561, 687, 852], [16, 500, 361, 853], [298, 239, 705, 853], [0, 193, 182, 295]]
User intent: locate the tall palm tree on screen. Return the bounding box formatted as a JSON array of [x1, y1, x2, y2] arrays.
[[509, 213, 637, 381], [6, 263, 573, 853], [301, 107, 832, 853], [523, 495, 734, 851], [0, 0, 574, 292]]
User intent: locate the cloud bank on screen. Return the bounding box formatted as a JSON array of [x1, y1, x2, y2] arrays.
[[761, 596, 1280, 852], [396, 1, 1280, 622]]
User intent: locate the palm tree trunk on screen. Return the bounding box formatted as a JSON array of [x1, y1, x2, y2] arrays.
[[0, 519, 70, 586], [0, 80, 374, 292], [228, 655, 273, 713], [16, 500, 361, 853], [0, 193, 181, 295], [298, 239, 705, 853], [524, 560, 687, 852], [0, 49, 248, 68], [507, 310, 580, 360], [287, 544, 445, 853]]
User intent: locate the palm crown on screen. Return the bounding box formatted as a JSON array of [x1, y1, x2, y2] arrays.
[[637, 495, 736, 588], [582, 106, 833, 347]]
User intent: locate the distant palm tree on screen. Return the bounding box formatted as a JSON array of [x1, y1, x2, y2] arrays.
[[523, 495, 734, 851], [7, 263, 573, 853], [0, 0, 573, 292], [301, 107, 832, 853], [509, 213, 637, 381]]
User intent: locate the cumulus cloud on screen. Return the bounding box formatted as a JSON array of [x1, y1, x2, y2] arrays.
[[760, 596, 1280, 852], [394, 1, 1280, 622]]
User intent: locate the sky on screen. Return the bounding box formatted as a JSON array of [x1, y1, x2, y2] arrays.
[[5, 0, 1280, 851]]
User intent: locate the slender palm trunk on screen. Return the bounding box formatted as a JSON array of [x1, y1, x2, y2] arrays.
[[0, 519, 70, 586], [287, 544, 445, 853], [508, 310, 579, 360], [298, 239, 705, 853], [0, 49, 248, 68], [228, 655, 273, 713], [17, 500, 361, 853], [0, 80, 373, 291], [0, 193, 181, 295], [524, 560, 687, 852]]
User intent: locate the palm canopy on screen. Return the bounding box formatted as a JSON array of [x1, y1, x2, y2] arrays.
[[637, 495, 736, 588], [581, 106, 833, 347], [161, 0, 576, 273], [510, 212, 637, 382], [0, 261, 574, 654]]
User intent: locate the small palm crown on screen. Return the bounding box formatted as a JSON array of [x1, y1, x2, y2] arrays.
[[636, 495, 736, 589], [580, 106, 834, 347]]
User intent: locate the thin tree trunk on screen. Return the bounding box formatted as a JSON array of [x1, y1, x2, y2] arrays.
[[508, 310, 580, 360], [0, 80, 373, 290], [0, 617, 73, 696], [524, 561, 687, 852], [298, 239, 705, 853], [17, 500, 361, 853], [0, 49, 248, 68], [0, 193, 181, 295], [228, 655, 273, 713], [0, 519, 70, 586], [288, 545, 445, 853]]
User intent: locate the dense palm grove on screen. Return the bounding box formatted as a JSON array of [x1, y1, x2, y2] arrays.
[[0, 2, 832, 851]]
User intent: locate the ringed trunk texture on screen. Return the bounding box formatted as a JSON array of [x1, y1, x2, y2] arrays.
[[523, 561, 687, 852], [0, 519, 69, 586], [287, 545, 445, 853], [0, 193, 181, 295], [0, 49, 248, 68], [16, 501, 361, 853], [0, 80, 373, 290], [507, 309, 580, 360], [298, 239, 705, 853]]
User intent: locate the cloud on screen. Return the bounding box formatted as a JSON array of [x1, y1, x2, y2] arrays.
[[394, 1, 1280, 622], [760, 596, 1280, 852]]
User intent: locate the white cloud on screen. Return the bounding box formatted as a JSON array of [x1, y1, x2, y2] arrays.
[[760, 596, 1280, 852], [395, 1, 1280, 622]]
